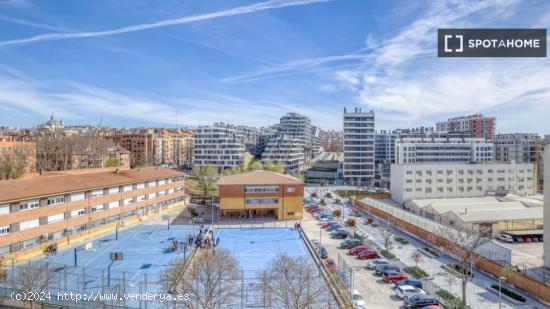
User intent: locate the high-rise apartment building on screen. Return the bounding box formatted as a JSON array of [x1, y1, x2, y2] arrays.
[[396, 137, 494, 164], [343, 107, 375, 185], [261, 135, 305, 173], [279, 113, 312, 148], [436, 114, 495, 139], [193, 124, 248, 170]]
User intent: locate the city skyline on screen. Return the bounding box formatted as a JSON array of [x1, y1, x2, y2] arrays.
[[0, 0, 549, 134]]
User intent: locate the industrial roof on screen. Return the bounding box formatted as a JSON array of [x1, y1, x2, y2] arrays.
[[447, 207, 543, 223], [0, 167, 183, 203], [218, 170, 303, 186]]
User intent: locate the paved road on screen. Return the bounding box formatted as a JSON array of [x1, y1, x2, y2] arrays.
[[305, 186, 549, 309], [301, 212, 402, 308]]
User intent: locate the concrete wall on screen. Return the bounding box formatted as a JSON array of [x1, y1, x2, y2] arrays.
[[544, 144, 549, 268]]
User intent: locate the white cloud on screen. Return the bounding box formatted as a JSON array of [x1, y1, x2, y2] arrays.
[[0, 0, 332, 47]]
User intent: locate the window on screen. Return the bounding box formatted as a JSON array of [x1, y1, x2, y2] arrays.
[[123, 185, 133, 192], [147, 181, 156, 187], [244, 186, 279, 193], [71, 208, 86, 217], [0, 225, 10, 235], [158, 179, 166, 185], [22, 237, 40, 249], [73, 224, 86, 233], [108, 186, 120, 194], [48, 213, 64, 223], [244, 198, 279, 205], [91, 189, 104, 198], [136, 182, 145, 190], [0, 204, 9, 215], [47, 195, 65, 205], [123, 198, 134, 205], [70, 192, 85, 202], [147, 193, 156, 199], [137, 195, 146, 202], [48, 231, 64, 241], [91, 205, 104, 212], [20, 219, 39, 231], [20, 200, 39, 211], [168, 189, 174, 194], [0, 245, 10, 256], [108, 201, 120, 209]]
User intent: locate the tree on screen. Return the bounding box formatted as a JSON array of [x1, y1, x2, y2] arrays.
[[162, 249, 240, 308], [439, 225, 487, 305], [9, 262, 54, 306], [410, 249, 423, 267], [258, 254, 326, 309], [248, 160, 263, 171], [190, 165, 219, 203], [0, 144, 34, 180], [264, 160, 285, 174], [104, 157, 121, 167], [381, 217, 393, 252]]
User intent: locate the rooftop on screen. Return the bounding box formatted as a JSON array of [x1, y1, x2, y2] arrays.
[[449, 207, 543, 223], [0, 167, 183, 203], [218, 170, 303, 186]]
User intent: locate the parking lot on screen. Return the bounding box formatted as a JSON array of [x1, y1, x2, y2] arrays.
[[303, 186, 549, 309]]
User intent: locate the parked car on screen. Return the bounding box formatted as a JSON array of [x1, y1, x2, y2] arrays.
[[395, 278, 423, 289], [396, 285, 426, 299], [512, 236, 524, 242], [328, 224, 343, 231], [319, 217, 335, 224], [522, 235, 532, 242], [331, 229, 348, 239], [319, 246, 328, 259], [383, 271, 408, 282], [404, 295, 439, 308], [366, 259, 390, 270], [375, 264, 400, 275], [325, 258, 337, 271], [351, 290, 365, 309], [357, 250, 379, 260], [419, 306, 444, 309], [497, 234, 514, 243], [340, 239, 362, 249], [322, 221, 337, 229], [349, 245, 371, 255]]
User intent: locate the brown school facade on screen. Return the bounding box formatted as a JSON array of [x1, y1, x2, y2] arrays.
[[0, 166, 185, 260]]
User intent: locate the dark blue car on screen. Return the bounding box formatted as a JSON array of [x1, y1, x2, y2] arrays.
[[394, 278, 423, 289]]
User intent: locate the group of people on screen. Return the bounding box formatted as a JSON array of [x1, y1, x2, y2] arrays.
[[46, 242, 58, 255], [170, 239, 188, 252], [183, 226, 221, 250], [294, 222, 302, 229]]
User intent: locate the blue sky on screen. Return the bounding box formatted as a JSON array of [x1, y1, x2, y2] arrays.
[[0, 0, 549, 134]]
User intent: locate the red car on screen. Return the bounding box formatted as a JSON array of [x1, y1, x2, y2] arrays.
[[325, 258, 337, 271], [322, 221, 337, 229], [383, 271, 408, 282], [348, 245, 371, 255], [357, 250, 379, 260]]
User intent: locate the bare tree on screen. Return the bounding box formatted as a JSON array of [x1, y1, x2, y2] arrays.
[[410, 249, 423, 267], [0, 144, 34, 179], [439, 225, 487, 306], [258, 254, 327, 309], [9, 262, 54, 307], [381, 217, 393, 252], [190, 166, 219, 204], [161, 249, 240, 309]]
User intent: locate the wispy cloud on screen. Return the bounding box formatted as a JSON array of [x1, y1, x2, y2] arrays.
[[0, 0, 332, 48], [0, 15, 66, 31]]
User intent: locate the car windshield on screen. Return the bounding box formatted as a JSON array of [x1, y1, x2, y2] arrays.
[[352, 294, 363, 300]]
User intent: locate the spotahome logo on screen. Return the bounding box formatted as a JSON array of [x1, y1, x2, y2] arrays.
[[438, 29, 547, 57]]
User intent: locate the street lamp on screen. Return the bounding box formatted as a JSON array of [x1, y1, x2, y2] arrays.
[[498, 276, 505, 309]]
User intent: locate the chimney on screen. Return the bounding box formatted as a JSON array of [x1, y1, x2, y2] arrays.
[[464, 208, 468, 214]]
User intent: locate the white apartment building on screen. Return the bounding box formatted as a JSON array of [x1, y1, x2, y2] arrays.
[[279, 112, 312, 148], [396, 137, 493, 164], [343, 107, 375, 185], [544, 143, 549, 268], [390, 162, 536, 203], [193, 125, 248, 170], [261, 135, 305, 173]]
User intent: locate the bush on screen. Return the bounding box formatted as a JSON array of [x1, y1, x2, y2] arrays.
[[403, 266, 428, 278], [334, 198, 341, 204], [320, 198, 325, 205], [436, 290, 467, 309], [490, 285, 526, 302], [332, 209, 341, 217], [325, 192, 332, 198], [394, 236, 409, 245], [423, 247, 440, 257], [367, 217, 374, 223], [346, 218, 356, 227], [371, 223, 379, 228], [380, 250, 396, 259], [311, 192, 318, 198]]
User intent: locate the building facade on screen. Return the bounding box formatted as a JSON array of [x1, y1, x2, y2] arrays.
[[0, 167, 185, 259], [436, 114, 495, 139], [261, 135, 305, 173], [395, 137, 494, 164], [218, 170, 304, 221], [343, 107, 375, 185], [193, 125, 248, 170], [390, 162, 536, 203]]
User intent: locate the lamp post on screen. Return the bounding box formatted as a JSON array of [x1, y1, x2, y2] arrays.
[[498, 276, 505, 309]]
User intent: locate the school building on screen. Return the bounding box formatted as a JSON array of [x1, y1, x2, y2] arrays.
[[218, 170, 304, 220], [0, 166, 185, 260]]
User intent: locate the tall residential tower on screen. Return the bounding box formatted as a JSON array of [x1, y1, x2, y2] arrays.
[[343, 107, 375, 186]]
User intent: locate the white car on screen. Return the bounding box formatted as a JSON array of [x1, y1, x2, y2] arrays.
[[366, 258, 390, 270], [497, 234, 514, 243], [395, 285, 426, 299], [351, 290, 365, 309]]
